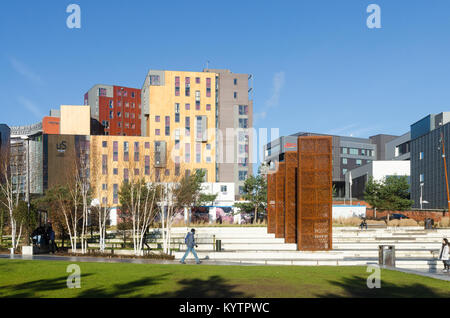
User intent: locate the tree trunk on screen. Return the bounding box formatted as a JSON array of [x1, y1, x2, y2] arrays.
[[253, 207, 258, 224], [0, 209, 3, 245]]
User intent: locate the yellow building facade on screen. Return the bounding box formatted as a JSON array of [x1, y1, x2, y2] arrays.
[[90, 135, 156, 206], [141, 70, 217, 183]]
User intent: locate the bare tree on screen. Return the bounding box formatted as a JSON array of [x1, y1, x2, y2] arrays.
[[0, 146, 23, 250]]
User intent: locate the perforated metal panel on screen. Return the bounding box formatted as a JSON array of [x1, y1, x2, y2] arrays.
[[284, 151, 297, 243], [275, 162, 285, 238], [297, 136, 332, 251], [267, 171, 276, 233]]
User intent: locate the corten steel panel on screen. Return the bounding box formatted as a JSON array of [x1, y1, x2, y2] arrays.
[[297, 136, 332, 251], [284, 151, 298, 243], [275, 162, 286, 238], [267, 171, 277, 233]]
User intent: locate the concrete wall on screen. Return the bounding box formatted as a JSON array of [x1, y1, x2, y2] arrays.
[[60, 105, 91, 135]]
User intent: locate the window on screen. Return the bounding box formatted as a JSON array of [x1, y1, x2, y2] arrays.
[[420, 152, 424, 160], [349, 148, 359, 155], [185, 103, 190, 110], [123, 141, 129, 161], [196, 77, 200, 84], [185, 143, 190, 163], [102, 155, 108, 175], [109, 100, 114, 108], [206, 78, 211, 97], [361, 149, 365, 156], [117, 111, 121, 118], [196, 143, 201, 163], [113, 168, 118, 175], [342, 147, 348, 154], [149, 75, 160, 85], [165, 169, 170, 177], [113, 141, 118, 161], [206, 104, 211, 111], [134, 142, 139, 161], [206, 156, 211, 163], [185, 169, 191, 178], [102, 184, 108, 191], [155, 115, 160, 122], [185, 77, 190, 96], [165, 116, 170, 136], [145, 142, 150, 149], [234, 92, 237, 99], [110, 111, 114, 119], [206, 143, 211, 150], [234, 78, 237, 85], [124, 169, 129, 182], [102, 120, 109, 129], [102, 141, 107, 148], [185, 116, 190, 136], [113, 184, 118, 204], [221, 185, 227, 193], [145, 156, 150, 175], [239, 118, 248, 128], [131, 92, 135, 98], [99, 88, 107, 97], [356, 159, 362, 165], [175, 76, 180, 96], [343, 168, 347, 175], [239, 171, 248, 181], [420, 174, 424, 183], [342, 158, 347, 165], [239, 105, 248, 115], [134, 168, 139, 176], [175, 163, 180, 176], [175, 103, 180, 123], [155, 129, 160, 136], [195, 90, 200, 110], [239, 186, 244, 195]]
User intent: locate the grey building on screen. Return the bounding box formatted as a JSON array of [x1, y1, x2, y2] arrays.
[[369, 134, 399, 160], [204, 69, 253, 198], [264, 132, 397, 197], [410, 112, 450, 209], [385, 132, 411, 160], [10, 123, 44, 196]]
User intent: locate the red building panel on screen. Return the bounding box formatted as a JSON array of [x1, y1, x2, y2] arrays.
[[297, 136, 332, 251], [42, 116, 60, 135], [275, 162, 285, 238], [267, 171, 276, 234], [284, 151, 297, 243]]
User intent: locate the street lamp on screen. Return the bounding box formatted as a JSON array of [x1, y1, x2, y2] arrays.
[[20, 136, 30, 245], [420, 182, 429, 209]]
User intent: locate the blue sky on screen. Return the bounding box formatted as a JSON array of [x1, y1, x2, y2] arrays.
[[1, 0, 450, 143]]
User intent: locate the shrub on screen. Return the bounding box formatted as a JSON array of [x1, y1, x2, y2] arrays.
[[399, 219, 418, 227], [387, 220, 400, 227], [332, 217, 361, 227], [438, 217, 450, 228]]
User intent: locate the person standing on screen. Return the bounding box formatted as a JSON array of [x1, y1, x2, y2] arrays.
[[180, 229, 201, 264], [49, 227, 58, 254], [438, 238, 450, 273]]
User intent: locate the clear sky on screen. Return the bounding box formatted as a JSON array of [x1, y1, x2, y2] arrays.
[[1, 0, 450, 143]]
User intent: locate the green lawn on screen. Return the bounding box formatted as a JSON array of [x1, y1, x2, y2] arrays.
[[0, 259, 449, 298]]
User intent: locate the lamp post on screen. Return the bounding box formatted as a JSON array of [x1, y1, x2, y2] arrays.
[[440, 132, 450, 214], [21, 136, 30, 245]]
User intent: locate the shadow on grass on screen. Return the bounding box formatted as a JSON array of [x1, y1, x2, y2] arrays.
[[78, 273, 172, 298], [318, 275, 450, 298], [152, 275, 252, 298], [1, 273, 93, 298]]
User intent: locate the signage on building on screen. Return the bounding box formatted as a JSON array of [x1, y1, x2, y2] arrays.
[[56, 141, 67, 153], [284, 143, 297, 149]]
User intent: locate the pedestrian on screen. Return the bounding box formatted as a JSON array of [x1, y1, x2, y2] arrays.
[[359, 218, 368, 230], [49, 227, 58, 254], [180, 229, 201, 264], [143, 228, 151, 252], [439, 238, 450, 273]]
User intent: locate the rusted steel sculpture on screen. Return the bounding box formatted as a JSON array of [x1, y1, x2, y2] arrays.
[[284, 151, 298, 243], [297, 136, 332, 251], [275, 162, 286, 238], [267, 171, 276, 234]]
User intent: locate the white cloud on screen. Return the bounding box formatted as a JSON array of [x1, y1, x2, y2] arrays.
[[9, 57, 45, 85], [17, 96, 43, 119], [265, 71, 285, 109]]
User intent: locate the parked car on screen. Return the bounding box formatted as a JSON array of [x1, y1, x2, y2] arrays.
[[378, 213, 409, 221]]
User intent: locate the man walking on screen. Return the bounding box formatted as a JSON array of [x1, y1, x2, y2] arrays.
[[180, 229, 201, 264]]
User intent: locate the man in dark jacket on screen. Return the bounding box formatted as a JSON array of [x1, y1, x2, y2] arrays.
[[180, 229, 201, 264]]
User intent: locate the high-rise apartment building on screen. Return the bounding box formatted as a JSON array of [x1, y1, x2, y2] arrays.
[[141, 70, 217, 183], [84, 85, 141, 136], [204, 69, 253, 198]]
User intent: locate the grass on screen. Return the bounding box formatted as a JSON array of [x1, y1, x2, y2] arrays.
[[0, 259, 449, 298]]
